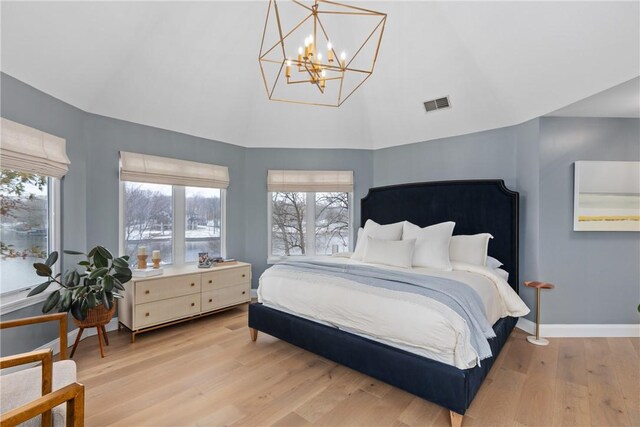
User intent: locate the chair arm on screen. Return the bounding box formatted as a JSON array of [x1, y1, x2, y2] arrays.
[[0, 349, 53, 426], [0, 313, 68, 360], [0, 382, 85, 427]]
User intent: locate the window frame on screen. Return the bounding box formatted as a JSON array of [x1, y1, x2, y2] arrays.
[[118, 181, 226, 267], [267, 191, 353, 263], [0, 177, 61, 311]]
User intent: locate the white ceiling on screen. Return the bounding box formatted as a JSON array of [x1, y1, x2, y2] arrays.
[[1, 1, 638, 150], [547, 76, 640, 118]]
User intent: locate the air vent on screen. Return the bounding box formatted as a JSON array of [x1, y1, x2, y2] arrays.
[[424, 96, 451, 113]]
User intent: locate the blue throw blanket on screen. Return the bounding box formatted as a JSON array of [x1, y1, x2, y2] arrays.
[[272, 260, 496, 362]]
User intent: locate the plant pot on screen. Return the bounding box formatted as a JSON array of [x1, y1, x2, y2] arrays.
[[72, 302, 115, 328]]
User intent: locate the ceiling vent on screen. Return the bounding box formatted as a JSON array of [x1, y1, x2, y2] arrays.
[[424, 96, 451, 113]]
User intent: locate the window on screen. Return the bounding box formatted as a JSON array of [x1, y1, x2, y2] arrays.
[[267, 170, 354, 260], [185, 187, 223, 262], [119, 152, 229, 266], [0, 170, 58, 295], [123, 182, 174, 263], [269, 191, 351, 258], [122, 184, 225, 265]]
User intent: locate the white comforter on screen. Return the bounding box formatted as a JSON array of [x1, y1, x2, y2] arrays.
[[257, 257, 529, 369]]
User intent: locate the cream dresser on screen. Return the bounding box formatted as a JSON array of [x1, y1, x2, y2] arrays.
[[118, 262, 251, 342]]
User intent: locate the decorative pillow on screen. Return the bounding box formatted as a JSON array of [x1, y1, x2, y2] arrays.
[[402, 221, 455, 270], [363, 237, 416, 268], [351, 219, 404, 260], [486, 256, 503, 270], [449, 233, 493, 266]]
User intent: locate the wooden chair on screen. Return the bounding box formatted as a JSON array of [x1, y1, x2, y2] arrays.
[[0, 313, 85, 427]]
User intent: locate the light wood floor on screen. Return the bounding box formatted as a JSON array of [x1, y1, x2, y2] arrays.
[[74, 304, 640, 427]]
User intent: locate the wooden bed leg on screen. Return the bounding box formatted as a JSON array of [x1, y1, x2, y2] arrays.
[[249, 328, 258, 342], [450, 411, 463, 427]]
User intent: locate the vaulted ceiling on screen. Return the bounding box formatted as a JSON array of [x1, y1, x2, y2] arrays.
[[2, 1, 638, 149]]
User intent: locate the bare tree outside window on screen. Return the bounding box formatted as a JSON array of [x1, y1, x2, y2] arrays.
[[271, 192, 306, 256], [270, 191, 350, 257], [124, 182, 173, 262], [315, 192, 349, 254], [185, 187, 222, 262]]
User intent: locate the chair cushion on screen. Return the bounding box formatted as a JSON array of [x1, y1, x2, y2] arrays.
[[0, 360, 77, 427]]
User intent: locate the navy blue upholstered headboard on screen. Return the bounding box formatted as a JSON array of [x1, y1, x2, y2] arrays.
[[361, 180, 519, 293]]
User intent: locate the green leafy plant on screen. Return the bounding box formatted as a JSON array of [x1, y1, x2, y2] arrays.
[[29, 246, 132, 320]]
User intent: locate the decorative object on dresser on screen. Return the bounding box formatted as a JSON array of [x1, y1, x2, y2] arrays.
[[118, 262, 251, 342], [249, 179, 520, 427], [28, 245, 132, 358], [524, 281, 555, 346]]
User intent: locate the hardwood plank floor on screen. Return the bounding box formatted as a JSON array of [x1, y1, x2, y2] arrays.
[[73, 305, 640, 426]]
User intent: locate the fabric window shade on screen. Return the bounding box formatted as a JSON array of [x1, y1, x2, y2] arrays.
[[268, 170, 353, 192], [0, 118, 70, 178], [120, 151, 229, 189]]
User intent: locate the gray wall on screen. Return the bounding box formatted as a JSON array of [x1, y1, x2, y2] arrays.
[[373, 126, 518, 189], [537, 117, 640, 324], [2, 72, 639, 356], [1, 73, 87, 355]]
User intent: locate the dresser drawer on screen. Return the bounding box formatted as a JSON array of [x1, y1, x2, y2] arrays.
[[202, 266, 251, 291], [201, 284, 250, 312], [135, 294, 201, 328], [135, 274, 201, 304]]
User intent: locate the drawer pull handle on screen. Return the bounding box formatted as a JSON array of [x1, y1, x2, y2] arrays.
[[242, 274, 246, 278], [242, 291, 246, 295], [145, 312, 150, 317], [209, 280, 212, 284], [145, 290, 150, 294], [208, 298, 213, 303], [191, 283, 195, 287], [191, 303, 195, 307]]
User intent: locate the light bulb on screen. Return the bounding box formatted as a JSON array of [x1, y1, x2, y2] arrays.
[[286, 59, 291, 66], [317, 52, 323, 61], [309, 34, 314, 43], [298, 46, 303, 55], [327, 41, 332, 50], [321, 70, 326, 77], [304, 37, 309, 47], [340, 51, 346, 60]]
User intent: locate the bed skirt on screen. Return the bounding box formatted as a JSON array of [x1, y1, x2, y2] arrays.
[[248, 303, 517, 415]]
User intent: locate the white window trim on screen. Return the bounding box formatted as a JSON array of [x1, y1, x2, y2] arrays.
[[267, 191, 353, 264], [1, 178, 61, 313], [119, 181, 227, 267]]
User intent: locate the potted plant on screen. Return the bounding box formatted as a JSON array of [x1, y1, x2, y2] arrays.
[[28, 246, 132, 326]]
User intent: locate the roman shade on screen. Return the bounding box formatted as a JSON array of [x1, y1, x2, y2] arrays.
[[120, 151, 229, 189], [0, 118, 70, 178], [267, 170, 353, 192]]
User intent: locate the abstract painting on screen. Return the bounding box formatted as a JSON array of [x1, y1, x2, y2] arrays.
[[574, 161, 640, 231]]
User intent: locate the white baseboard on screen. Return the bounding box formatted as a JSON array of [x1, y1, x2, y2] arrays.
[[36, 317, 120, 356], [250, 289, 258, 299], [516, 318, 640, 337]]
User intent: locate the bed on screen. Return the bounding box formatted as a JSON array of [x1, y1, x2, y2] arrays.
[[248, 179, 522, 427]]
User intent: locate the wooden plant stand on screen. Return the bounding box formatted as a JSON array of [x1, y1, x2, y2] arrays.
[[70, 303, 115, 358]]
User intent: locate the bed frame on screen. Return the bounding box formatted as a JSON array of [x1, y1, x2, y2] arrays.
[[248, 179, 520, 427]]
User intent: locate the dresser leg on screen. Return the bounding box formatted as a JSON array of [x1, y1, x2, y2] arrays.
[[249, 328, 258, 342]]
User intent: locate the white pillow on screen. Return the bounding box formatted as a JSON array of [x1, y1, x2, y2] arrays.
[[363, 237, 416, 268], [402, 221, 455, 270], [494, 268, 509, 282], [486, 256, 503, 270], [351, 220, 404, 260], [449, 233, 493, 266]]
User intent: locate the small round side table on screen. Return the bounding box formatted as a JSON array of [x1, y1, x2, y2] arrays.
[[524, 281, 555, 346]]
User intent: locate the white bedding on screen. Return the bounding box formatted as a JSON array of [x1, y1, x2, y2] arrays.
[[257, 257, 529, 369]]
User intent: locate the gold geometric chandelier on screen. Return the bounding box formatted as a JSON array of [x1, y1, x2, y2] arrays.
[[259, 0, 387, 107]]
